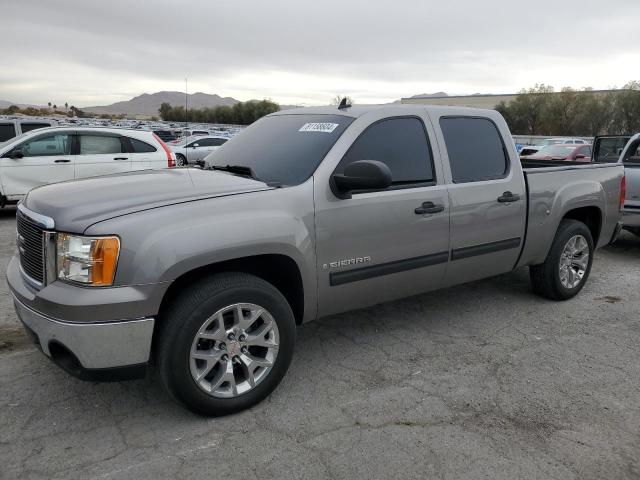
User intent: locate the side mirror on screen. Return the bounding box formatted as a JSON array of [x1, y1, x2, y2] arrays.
[[575, 154, 587, 159], [7, 149, 24, 159], [331, 160, 392, 199], [191, 144, 199, 148]]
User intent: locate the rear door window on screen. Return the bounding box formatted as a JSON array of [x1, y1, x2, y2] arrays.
[[0, 123, 16, 142], [440, 117, 508, 183], [337, 117, 435, 186], [128, 138, 157, 153], [79, 135, 124, 154]]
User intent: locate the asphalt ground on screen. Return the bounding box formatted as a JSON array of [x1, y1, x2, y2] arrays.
[[1, 204, 639, 479]]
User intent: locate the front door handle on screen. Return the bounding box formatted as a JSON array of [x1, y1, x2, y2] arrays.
[[113, 157, 129, 161], [497, 191, 520, 203], [415, 202, 445, 215], [54, 159, 70, 163]]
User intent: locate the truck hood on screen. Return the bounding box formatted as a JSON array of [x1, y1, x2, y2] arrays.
[[24, 168, 272, 233]]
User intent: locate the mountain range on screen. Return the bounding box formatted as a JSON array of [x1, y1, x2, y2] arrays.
[[83, 91, 239, 116]]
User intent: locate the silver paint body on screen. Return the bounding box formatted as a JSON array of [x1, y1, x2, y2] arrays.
[[6, 105, 624, 371]]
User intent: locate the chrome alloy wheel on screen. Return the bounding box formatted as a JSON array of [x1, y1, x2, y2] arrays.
[[189, 303, 280, 398], [559, 234, 590, 289]]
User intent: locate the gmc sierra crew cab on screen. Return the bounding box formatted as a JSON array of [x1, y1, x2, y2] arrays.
[[8, 105, 625, 416]]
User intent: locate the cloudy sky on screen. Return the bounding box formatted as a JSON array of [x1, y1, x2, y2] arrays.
[[2, 0, 640, 107]]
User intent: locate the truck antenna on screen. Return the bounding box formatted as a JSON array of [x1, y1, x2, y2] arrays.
[[338, 97, 352, 110]]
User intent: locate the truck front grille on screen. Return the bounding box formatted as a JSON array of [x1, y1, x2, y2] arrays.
[[16, 211, 45, 284]]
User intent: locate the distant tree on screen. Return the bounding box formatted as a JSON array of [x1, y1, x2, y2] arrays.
[[47, 102, 51, 110], [611, 81, 640, 134], [53, 104, 57, 110], [64, 102, 68, 112], [7, 105, 20, 114], [159, 102, 172, 120]]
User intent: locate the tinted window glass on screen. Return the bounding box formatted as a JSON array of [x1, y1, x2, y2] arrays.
[[210, 138, 227, 146], [593, 137, 629, 163], [623, 142, 640, 165], [207, 114, 354, 186], [0, 124, 16, 142], [129, 138, 157, 153], [20, 133, 70, 157], [21, 123, 51, 133], [440, 117, 508, 183], [80, 135, 123, 154], [337, 117, 434, 184]]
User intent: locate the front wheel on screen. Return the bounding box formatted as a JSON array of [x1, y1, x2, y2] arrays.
[[156, 273, 296, 416], [529, 219, 594, 300], [175, 154, 188, 166]]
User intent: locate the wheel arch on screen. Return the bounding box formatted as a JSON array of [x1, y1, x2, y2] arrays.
[[562, 206, 602, 245], [157, 253, 306, 327]]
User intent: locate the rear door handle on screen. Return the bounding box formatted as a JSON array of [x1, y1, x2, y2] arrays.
[[497, 191, 520, 203], [415, 202, 445, 215], [113, 157, 129, 161], [54, 159, 70, 163]]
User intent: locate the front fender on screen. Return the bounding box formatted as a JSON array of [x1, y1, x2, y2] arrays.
[[85, 183, 317, 320]]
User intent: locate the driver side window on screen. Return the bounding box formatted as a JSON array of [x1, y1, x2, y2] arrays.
[[18, 133, 71, 157], [336, 117, 435, 187]]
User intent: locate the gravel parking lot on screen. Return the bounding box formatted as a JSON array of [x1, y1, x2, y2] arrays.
[[0, 205, 639, 480]]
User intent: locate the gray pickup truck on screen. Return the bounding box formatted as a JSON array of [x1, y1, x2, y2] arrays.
[[592, 134, 640, 235], [8, 105, 624, 416]]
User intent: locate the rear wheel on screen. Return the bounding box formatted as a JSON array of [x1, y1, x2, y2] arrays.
[[530, 219, 594, 300], [156, 273, 296, 416]]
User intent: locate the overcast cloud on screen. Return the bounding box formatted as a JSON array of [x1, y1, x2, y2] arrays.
[[2, 0, 640, 106]]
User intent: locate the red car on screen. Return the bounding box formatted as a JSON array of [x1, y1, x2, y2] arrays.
[[522, 144, 592, 162]]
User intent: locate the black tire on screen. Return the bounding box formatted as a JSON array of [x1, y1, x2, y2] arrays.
[[176, 154, 187, 166], [529, 219, 594, 301], [156, 272, 296, 416]]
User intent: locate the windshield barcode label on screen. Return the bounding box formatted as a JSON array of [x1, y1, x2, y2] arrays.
[[299, 123, 339, 133]]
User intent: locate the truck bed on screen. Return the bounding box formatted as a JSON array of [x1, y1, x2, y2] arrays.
[[516, 161, 624, 268]]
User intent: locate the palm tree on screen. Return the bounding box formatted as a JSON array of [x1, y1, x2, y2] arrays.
[[47, 102, 51, 110], [64, 102, 68, 112], [53, 104, 57, 110]]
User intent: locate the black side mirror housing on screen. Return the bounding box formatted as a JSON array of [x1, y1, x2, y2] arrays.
[[7, 149, 23, 159], [331, 160, 392, 199]]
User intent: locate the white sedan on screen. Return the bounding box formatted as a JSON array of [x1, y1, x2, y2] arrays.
[[168, 135, 229, 166]]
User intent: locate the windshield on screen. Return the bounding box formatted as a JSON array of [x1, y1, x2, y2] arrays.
[[205, 114, 354, 186], [535, 145, 575, 157]]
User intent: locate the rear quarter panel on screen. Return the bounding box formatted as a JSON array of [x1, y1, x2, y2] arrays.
[[517, 164, 623, 267]]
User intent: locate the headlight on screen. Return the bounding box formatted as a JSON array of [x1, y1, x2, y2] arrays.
[[56, 234, 120, 286]]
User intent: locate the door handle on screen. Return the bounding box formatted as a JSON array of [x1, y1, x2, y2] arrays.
[[497, 191, 520, 203], [113, 157, 129, 161], [415, 202, 445, 215], [54, 159, 70, 163]]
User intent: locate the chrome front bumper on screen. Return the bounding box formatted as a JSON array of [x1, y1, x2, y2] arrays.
[[13, 295, 154, 370]]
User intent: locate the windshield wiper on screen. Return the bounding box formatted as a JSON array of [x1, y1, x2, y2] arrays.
[[211, 164, 260, 181]]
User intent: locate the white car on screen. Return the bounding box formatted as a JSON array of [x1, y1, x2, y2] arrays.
[[0, 127, 176, 206], [168, 135, 228, 166]]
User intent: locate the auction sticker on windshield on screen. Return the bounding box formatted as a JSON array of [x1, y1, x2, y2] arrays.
[[299, 123, 339, 133]]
